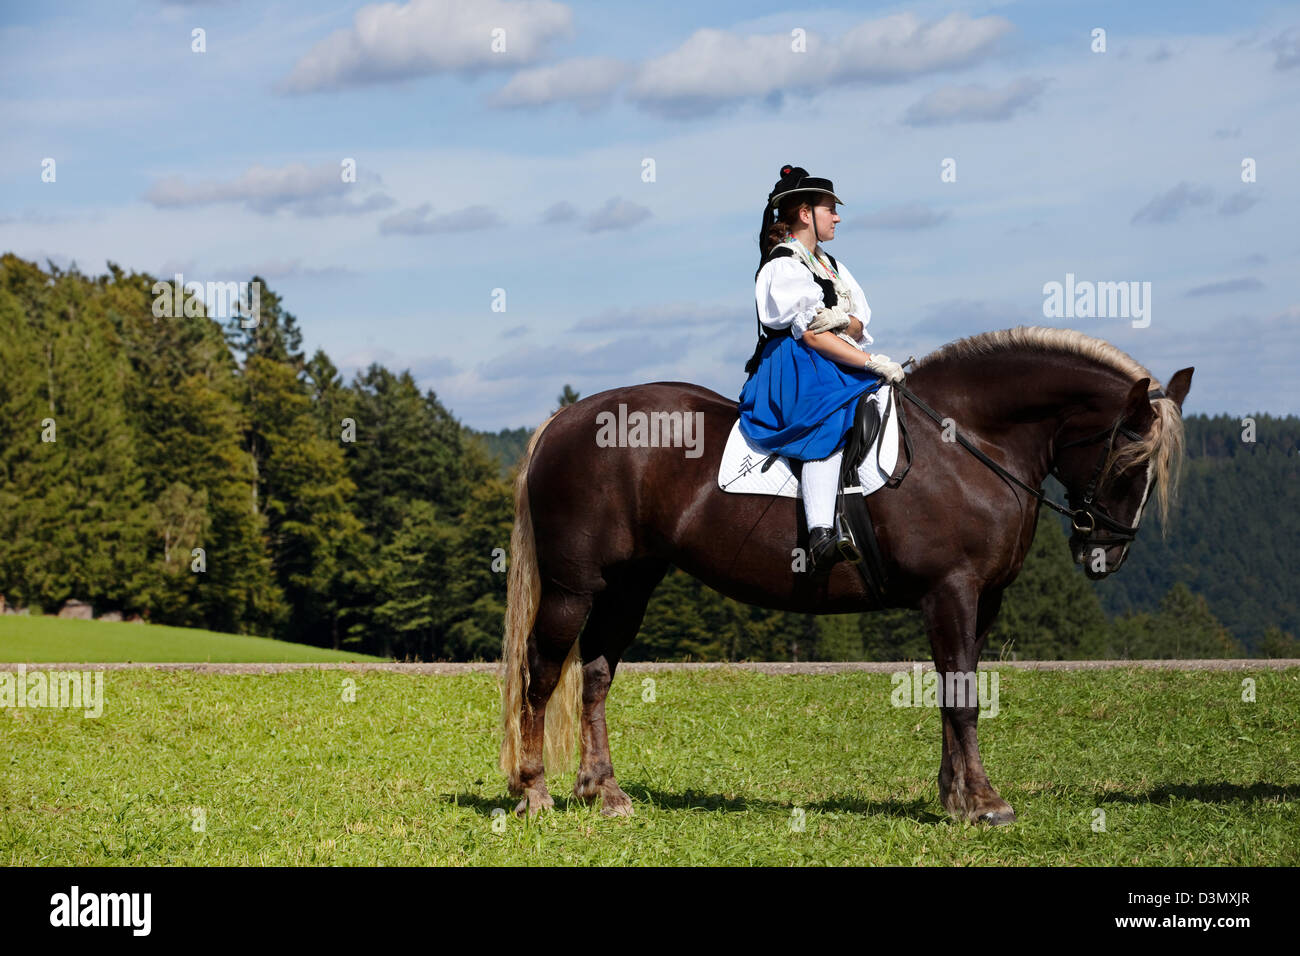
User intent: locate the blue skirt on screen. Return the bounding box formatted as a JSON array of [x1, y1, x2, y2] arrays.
[[738, 335, 883, 461]]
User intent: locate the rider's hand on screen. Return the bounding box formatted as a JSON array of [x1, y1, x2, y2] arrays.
[[865, 354, 905, 384]]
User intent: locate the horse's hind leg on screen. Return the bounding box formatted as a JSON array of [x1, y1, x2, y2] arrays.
[[512, 586, 592, 817], [573, 559, 669, 817]]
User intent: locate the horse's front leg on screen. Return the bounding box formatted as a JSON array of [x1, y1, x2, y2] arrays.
[[922, 579, 1015, 825]]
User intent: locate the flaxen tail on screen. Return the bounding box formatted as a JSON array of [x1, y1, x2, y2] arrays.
[[498, 409, 583, 788]]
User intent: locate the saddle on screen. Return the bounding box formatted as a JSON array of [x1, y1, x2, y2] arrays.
[[797, 386, 914, 606]]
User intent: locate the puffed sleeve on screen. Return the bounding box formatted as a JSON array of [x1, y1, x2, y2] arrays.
[[836, 261, 874, 347], [755, 257, 823, 340]]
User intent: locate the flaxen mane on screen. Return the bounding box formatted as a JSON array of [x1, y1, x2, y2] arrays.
[[916, 326, 1185, 527]]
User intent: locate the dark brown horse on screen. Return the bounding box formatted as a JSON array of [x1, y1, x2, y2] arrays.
[[499, 326, 1193, 824]]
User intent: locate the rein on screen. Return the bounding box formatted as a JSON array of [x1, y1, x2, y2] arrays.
[[891, 359, 1163, 542]]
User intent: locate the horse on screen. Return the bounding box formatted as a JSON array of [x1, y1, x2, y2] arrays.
[[498, 326, 1193, 824]]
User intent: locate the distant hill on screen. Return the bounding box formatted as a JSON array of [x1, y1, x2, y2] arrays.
[[464, 425, 531, 479], [1068, 413, 1298, 652]]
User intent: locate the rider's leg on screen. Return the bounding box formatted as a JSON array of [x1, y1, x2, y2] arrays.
[[801, 448, 843, 531]]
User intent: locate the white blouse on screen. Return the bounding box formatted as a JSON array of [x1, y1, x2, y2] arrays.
[[754, 245, 873, 349]]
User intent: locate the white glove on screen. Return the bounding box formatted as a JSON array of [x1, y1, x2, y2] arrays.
[[864, 353, 905, 384], [807, 306, 850, 334]]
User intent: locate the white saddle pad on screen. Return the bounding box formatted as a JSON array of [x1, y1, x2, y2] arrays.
[[718, 385, 900, 499]]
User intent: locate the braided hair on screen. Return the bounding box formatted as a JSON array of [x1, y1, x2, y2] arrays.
[[756, 164, 814, 278]]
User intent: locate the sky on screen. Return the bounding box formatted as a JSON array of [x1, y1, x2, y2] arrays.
[[2, 0, 1297, 429]]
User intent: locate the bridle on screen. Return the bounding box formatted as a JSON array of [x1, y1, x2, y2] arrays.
[[893, 377, 1165, 567], [1048, 391, 1162, 560]]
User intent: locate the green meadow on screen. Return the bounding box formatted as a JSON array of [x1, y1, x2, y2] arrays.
[[0, 616, 386, 663], [0, 667, 1294, 865]]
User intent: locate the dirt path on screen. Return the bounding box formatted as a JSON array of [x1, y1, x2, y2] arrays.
[[0, 660, 1294, 675]]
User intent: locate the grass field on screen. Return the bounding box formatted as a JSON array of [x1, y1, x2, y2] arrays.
[[0, 667, 1295, 865], [0, 616, 387, 663]]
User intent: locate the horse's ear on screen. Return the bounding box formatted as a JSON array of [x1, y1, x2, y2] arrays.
[[1122, 376, 1154, 425], [1163, 367, 1194, 411]]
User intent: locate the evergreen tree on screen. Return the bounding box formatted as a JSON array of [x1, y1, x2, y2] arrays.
[[373, 499, 455, 659], [104, 262, 282, 634], [0, 256, 152, 613], [241, 353, 366, 646], [556, 384, 580, 408], [815, 613, 862, 660], [1108, 582, 1242, 658], [1256, 627, 1300, 659], [861, 607, 930, 661], [440, 438, 513, 659], [344, 365, 465, 536], [305, 349, 352, 443]]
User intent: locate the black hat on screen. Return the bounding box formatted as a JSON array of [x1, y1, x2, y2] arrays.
[[767, 164, 845, 209]]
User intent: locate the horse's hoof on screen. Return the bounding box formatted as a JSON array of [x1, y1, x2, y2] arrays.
[[572, 774, 603, 804], [976, 807, 1016, 826], [599, 788, 634, 818], [513, 789, 554, 818]]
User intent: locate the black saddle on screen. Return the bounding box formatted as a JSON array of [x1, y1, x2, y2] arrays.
[[842, 387, 883, 473]]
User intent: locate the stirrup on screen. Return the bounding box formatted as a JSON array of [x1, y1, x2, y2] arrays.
[[834, 514, 862, 564]]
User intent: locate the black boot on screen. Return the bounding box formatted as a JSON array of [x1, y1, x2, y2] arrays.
[[808, 526, 842, 573]]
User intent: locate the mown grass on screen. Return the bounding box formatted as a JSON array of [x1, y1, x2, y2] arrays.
[[0, 668, 1294, 865], [0, 616, 387, 662]]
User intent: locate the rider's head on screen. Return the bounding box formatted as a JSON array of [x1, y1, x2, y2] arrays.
[[758, 165, 845, 270]]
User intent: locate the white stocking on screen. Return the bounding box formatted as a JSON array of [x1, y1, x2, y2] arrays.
[[801, 449, 843, 530]]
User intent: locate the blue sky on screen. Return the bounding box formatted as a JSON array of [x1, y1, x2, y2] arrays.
[[3, 0, 1297, 429]]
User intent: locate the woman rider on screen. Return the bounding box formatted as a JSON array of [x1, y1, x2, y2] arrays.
[[738, 164, 905, 573]]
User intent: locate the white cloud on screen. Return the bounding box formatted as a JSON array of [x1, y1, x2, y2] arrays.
[[378, 203, 504, 235], [902, 76, 1049, 126], [280, 0, 574, 93], [1185, 277, 1264, 297], [487, 56, 628, 111], [1269, 26, 1300, 70], [540, 200, 577, 223], [224, 258, 355, 281], [144, 162, 394, 217], [582, 197, 652, 233], [628, 11, 1013, 117], [831, 12, 1014, 81], [1218, 190, 1260, 216], [1130, 182, 1215, 225]]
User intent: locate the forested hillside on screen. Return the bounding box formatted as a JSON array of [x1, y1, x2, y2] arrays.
[[1075, 414, 1299, 650], [2, 255, 1294, 660]]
